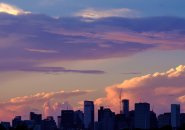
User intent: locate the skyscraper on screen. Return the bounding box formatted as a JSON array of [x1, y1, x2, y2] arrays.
[[171, 104, 180, 129], [134, 103, 150, 129], [84, 101, 94, 130], [122, 99, 129, 117]]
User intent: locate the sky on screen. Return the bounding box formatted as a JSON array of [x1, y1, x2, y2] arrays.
[[0, 0, 185, 121]]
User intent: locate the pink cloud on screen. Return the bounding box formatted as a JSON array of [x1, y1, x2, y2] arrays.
[[100, 31, 185, 50], [43, 101, 73, 118], [0, 90, 90, 121], [95, 65, 185, 114]]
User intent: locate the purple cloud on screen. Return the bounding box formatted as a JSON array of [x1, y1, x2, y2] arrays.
[[19, 66, 105, 74], [0, 13, 185, 73], [0, 63, 105, 74]]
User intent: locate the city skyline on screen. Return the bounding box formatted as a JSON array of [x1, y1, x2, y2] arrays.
[[0, 99, 185, 130], [0, 0, 185, 123], [0, 65, 185, 122]]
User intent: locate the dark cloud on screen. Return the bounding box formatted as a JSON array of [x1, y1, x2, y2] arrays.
[[0, 13, 185, 72], [19, 66, 105, 74], [93, 17, 185, 32], [0, 62, 105, 74]]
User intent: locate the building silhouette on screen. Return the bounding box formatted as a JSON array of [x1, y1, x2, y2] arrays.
[[97, 107, 115, 130], [115, 114, 127, 130], [180, 113, 185, 127], [122, 99, 129, 117], [84, 101, 94, 130], [74, 110, 84, 129], [61, 110, 74, 130], [150, 111, 158, 129], [57, 116, 62, 129], [158, 113, 171, 128], [12, 116, 22, 128], [0, 122, 10, 130], [171, 104, 180, 130], [134, 102, 150, 129], [128, 110, 135, 129], [30, 112, 42, 125], [1, 99, 185, 130], [41, 116, 57, 130]]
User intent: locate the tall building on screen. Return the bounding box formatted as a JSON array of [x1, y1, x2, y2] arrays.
[[158, 113, 171, 128], [134, 102, 150, 129], [84, 101, 94, 130], [122, 99, 129, 117], [171, 104, 180, 129]]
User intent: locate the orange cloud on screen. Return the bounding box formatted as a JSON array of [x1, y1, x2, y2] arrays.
[[0, 3, 30, 15], [95, 65, 185, 114]]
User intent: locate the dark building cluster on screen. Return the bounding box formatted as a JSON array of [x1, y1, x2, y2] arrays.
[[0, 100, 185, 130]]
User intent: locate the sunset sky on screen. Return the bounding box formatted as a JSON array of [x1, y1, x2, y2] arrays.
[[0, 0, 185, 121]]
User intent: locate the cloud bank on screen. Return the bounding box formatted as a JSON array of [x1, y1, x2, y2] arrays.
[[95, 65, 185, 114], [0, 90, 90, 121], [0, 4, 185, 73]]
